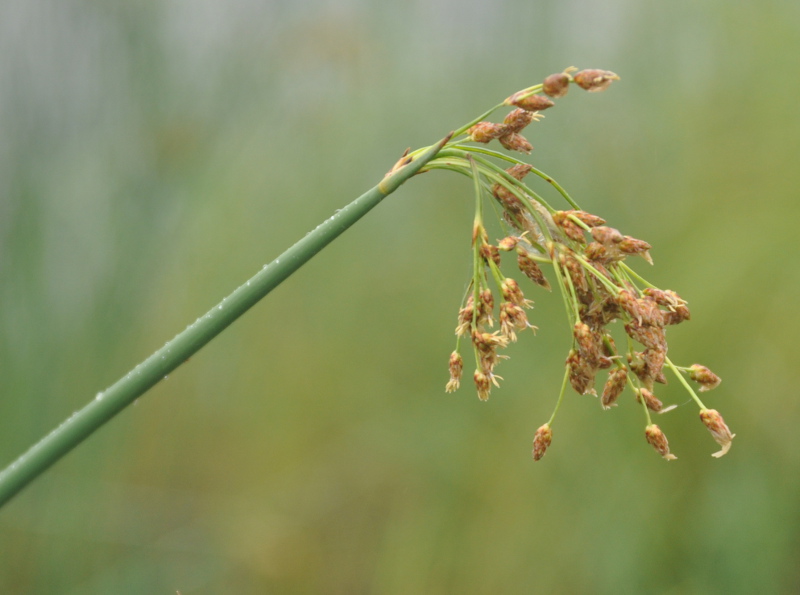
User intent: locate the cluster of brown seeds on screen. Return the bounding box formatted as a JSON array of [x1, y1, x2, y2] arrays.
[[438, 67, 733, 461]]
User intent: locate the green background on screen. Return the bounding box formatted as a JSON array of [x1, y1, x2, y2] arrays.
[[2, 1, 798, 593]]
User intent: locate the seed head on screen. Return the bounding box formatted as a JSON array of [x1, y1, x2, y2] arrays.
[[500, 301, 532, 342], [573, 69, 620, 92], [699, 409, 735, 457], [601, 367, 627, 409], [479, 289, 495, 320], [644, 288, 685, 309], [566, 349, 597, 396], [663, 303, 691, 325], [637, 388, 663, 412], [498, 236, 520, 251], [688, 364, 721, 392], [561, 252, 589, 296], [508, 92, 555, 112], [501, 278, 531, 307], [585, 242, 612, 264], [625, 319, 666, 351], [643, 348, 667, 385], [473, 370, 492, 401], [532, 423, 553, 461], [573, 322, 601, 365], [446, 351, 464, 393], [619, 236, 653, 264], [582, 296, 620, 327], [516, 249, 551, 290], [628, 351, 652, 389], [472, 330, 510, 353], [543, 72, 571, 98], [479, 242, 501, 266], [503, 108, 538, 134], [468, 121, 508, 143], [591, 226, 624, 245], [491, 182, 525, 213], [637, 297, 665, 327], [569, 210, 606, 227], [615, 289, 641, 322], [645, 424, 677, 460], [499, 132, 533, 154], [506, 163, 533, 181], [553, 211, 587, 243], [455, 292, 494, 336]]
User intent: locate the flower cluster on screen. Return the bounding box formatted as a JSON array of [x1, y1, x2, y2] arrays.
[[421, 67, 733, 462]]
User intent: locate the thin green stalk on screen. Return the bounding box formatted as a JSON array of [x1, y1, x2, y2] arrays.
[[547, 366, 570, 426], [665, 356, 708, 410], [448, 145, 581, 210], [0, 134, 452, 509], [619, 262, 657, 289]]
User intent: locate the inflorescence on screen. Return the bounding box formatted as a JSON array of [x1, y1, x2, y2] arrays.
[[398, 67, 733, 462]]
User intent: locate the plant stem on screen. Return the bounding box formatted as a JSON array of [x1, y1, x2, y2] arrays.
[[0, 133, 452, 509]]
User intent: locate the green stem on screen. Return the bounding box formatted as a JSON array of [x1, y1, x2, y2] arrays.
[[547, 365, 570, 426], [0, 134, 452, 509], [665, 356, 708, 410], [619, 262, 656, 289]]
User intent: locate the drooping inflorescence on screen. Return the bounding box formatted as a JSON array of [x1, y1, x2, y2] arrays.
[[405, 67, 733, 462]]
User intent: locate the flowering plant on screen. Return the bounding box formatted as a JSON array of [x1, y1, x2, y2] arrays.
[[406, 67, 733, 461], [0, 66, 733, 509]]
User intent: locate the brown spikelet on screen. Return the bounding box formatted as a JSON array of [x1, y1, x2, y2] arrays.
[[570, 210, 606, 227], [619, 236, 653, 264], [553, 211, 587, 243], [532, 424, 553, 461], [585, 242, 613, 264], [479, 243, 501, 266], [688, 364, 721, 392], [566, 349, 597, 396], [645, 424, 677, 460], [591, 226, 624, 245], [517, 250, 551, 290], [498, 236, 520, 251], [637, 388, 663, 412], [561, 253, 589, 296], [503, 108, 536, 134], [473, 370, 492, 401], [491, 182, 525, 213], [573, 69, 620, 92], [615, 289, 641, 322], [601, 367, 627, 409], [543, 72, 571, 98], [699, 409, 735, 458], [446, 351, 463, 392], [500, 278, 530, 307], [663, 304, 691, 325], [500, 301, 531, 341], [624, 320, 666, 351], [637, 297, 664, 327], [573, 322, 601, 365], [506, 163, 533, 181], [499, 132, 533, 154], [468, 121, 508, 143], [509, 93, 555, 112], [627, 351, 649, 386], [643, 348, 667, 385]]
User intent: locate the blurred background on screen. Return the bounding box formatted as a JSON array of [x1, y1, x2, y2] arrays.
[[1, 0, 799, 593]]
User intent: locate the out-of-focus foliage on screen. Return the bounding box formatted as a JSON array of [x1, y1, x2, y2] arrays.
[[1, 0, 799, 593]]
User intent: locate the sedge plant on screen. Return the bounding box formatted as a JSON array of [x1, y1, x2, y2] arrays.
[[0, 67, 733, 509]]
